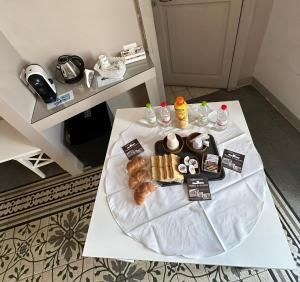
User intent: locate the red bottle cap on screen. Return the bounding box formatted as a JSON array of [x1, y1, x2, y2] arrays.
[[221, 104, 227, 110], [161, 101, 167, 107]]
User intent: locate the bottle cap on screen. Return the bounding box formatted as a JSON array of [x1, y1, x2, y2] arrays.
[[175, 96, 184, 105], [146, 103, 152, 108], [201, 101, 207, 107], [221, 104, 227, 110], [161, 101, 167, 107]]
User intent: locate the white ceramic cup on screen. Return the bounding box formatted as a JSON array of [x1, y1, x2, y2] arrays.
[[167, 133, 179, 150], [192, 137, 203, 150]]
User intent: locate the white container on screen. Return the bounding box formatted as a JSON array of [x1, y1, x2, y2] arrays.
[[192, 137, 203, 150], [167, 133, 179, 150], [216, 104, 229, 130]]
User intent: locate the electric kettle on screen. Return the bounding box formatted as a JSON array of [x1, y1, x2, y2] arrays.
[[56, 55, 84, 84]]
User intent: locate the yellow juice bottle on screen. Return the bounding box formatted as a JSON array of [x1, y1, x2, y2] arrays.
[[174, 96, 188, 128]]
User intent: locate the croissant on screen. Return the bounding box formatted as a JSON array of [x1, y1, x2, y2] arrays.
[[137, 183, 150, 197], [132, 169, 150, 182], [134, 190, 146, 205], [128, 177, 140, 189], [128, 169, 150, 189], [146, 182, 156, 192], [127, 156, 146, 176]]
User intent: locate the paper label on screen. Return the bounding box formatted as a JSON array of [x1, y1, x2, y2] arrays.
[[122, 139, 144, 160], [187, 177, 211, 201], [47, 90, 74, 110], [222, 149, 245, 173], [97, 76, 122, 87]]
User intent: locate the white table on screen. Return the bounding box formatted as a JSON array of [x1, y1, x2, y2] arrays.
[[0, 119, 53, 178], [83, 101, 295, 269]]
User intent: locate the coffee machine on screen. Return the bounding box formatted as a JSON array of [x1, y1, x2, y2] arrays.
[[22, 64, 57, 103]]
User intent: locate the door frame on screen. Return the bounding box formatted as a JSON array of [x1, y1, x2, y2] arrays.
[[137, 0, 257, 90]]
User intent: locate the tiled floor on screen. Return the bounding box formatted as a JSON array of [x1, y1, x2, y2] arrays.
[[165, 86, 218, 104], [0, 168, 299, 282]]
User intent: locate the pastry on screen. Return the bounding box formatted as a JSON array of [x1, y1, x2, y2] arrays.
[[137, 183, 150, 196], [132, 169, 150, 182], [128, 177, 139, 189], [134, 190, 146, 205], [127, 156, 146, 176], [139, 182, 156, 193], [146, 182, 156, 192]]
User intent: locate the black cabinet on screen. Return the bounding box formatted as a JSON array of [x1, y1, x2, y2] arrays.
[[64, 102, 112, 167]]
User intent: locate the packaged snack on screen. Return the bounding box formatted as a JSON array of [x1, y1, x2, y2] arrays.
[[203, 154, 219, 173]]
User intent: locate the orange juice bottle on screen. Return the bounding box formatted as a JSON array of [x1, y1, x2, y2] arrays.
[[174, 96, 188, 128]]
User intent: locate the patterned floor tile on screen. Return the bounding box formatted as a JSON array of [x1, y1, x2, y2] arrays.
[[19, 273, 43, 282], [176, 263, 209, 282], [0, 227, 15, 255], [205, 265, 248, 282], [0, 251, 19, 281], [17, 238, 46, 279], [147, 263, 208, 282], [94, 258, 148, 282], [257, 271, 276, 282], [146, 262, 176, 282], [44, 204, 92, 271], [241, 274, 261, 281], [67, 258, 94, 282], [14, 217, 49, 242], [42, 264, 70, 282]]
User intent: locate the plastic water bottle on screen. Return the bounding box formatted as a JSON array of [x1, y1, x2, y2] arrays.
[[160, 101, 171, 127], [216, 104, 229, 130], [145, 103, 157, 127], [198, 101, 209, 126]]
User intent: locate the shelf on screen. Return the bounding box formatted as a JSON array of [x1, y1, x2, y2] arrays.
[[0, 120, 40, 163], [31, 56, 155, 130]]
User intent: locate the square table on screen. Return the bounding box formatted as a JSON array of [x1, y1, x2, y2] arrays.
[[83, 101, 295, 269]]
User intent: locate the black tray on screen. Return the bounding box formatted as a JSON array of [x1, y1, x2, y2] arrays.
[[154, 134, 225, 186]]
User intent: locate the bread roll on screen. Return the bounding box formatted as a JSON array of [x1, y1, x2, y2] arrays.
[[127, 157, 146, 176]]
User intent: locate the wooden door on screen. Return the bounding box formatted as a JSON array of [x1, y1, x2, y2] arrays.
[[152, 0, 242, 88]]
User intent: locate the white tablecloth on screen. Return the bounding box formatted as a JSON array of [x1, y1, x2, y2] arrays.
[[104, 116, 266, 258]]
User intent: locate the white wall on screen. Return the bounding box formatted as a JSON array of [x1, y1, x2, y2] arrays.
[[254, 0, 300, 119], [0, 0, 148, 112], [0, 0, 142, 70], [238, 0, 273, 82]]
